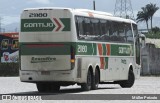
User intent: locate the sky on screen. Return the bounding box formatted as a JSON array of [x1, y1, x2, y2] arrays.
[[0, 0, 160, 29]]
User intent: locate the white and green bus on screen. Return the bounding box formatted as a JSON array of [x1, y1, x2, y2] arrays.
[[20, 7, 141, 92]]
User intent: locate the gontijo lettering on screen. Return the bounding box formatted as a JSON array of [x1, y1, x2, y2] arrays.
[[119, 47, 130, 54], [24, 23, 54, 28], [21, 18, 71, 32]]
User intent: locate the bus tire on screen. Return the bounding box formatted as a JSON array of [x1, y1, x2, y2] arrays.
[[119, 69, 135, 88], [81, 70, 92, 91], [36, 83, 48, 92], [51, 85, 60, 92], [91, 69, 99, 90]]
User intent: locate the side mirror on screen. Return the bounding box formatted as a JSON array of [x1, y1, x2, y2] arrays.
[[139, 33, 146, 48]]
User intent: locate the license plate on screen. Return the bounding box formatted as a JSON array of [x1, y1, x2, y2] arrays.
[[41, 71, 50, 75]]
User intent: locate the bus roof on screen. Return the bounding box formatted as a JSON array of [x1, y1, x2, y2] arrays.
[[75, 9, 113, 16], [23, 7, 73, 11], [23, 7, 136, 24]]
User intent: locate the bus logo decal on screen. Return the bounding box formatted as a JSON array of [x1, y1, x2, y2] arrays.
[[119, 47, 130, 54], [31, 57, 56, 63], [99, 57, 109, 69], [53, 18, 64, 31], [98, 44, 103, 56], [97, 44, 110, 69], [21, 18, 70, 32], [100, 57, 105, 69], [106, 44, 111, 56], [98, 44, 111, 56]]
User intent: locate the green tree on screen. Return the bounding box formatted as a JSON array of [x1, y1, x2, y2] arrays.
[[136, 3, 159, 32], [136, 7, 150, 31], [152, 26, 160, 34], [146, 3, 159, 30]]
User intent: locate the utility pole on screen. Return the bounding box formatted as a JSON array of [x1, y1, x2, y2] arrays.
[[0, 17, 2, 33], [114, 0, 134, 20], [93, 0, 96, 10]]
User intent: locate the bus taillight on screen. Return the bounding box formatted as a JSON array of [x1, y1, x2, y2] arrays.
[[71, 46, 75, 69], [70, 59, 75, 63]]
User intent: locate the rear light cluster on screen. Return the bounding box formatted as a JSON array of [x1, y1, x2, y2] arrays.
[[71, 46, 75, 69]]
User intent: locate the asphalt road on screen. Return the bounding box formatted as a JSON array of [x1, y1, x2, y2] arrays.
[[0, 77, 160, 102]]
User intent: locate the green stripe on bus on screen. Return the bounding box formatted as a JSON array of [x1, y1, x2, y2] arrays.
[[20, 42, 133, 56], [60, 18, 71, 31], [20, 42, 72, 55], [21, 45, 70, 55], [76, 42, 94, 55], [105, 57, 108, 69], [92, 43, 97, 55], [102, 44, 106, 55], [111, 44, 132, 56]]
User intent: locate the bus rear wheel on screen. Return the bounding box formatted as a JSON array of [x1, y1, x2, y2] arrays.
[[36, 83, 47, 92], [119, 69, 135, 88], [91, 69, 99, 90], [81, 70, 92, 91]]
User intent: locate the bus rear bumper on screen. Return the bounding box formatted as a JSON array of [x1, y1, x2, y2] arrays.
[[20, 70, 76, 83]]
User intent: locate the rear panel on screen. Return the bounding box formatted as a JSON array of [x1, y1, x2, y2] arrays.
[[20, 8, 72, 42], [20, 8, 73, 71], [20, 43, 71, 71]]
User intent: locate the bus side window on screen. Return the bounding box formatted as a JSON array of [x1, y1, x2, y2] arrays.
[[110, 21, 119, 41], [1, 39, 9, 50], [125, 24, 134, 43], [100, 20, 110, 41], [118, 23, 126, 42], [75, 16, 79, 38], [92, 18, 100, 40], [75, 16, 84, 40], [84, 17, 90, 36], [12, 39, 18, 49]]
